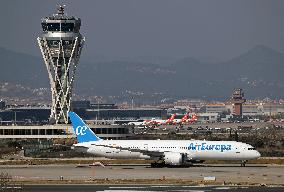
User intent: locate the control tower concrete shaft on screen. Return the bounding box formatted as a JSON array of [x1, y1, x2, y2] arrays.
[[38, 6, 85, 124]]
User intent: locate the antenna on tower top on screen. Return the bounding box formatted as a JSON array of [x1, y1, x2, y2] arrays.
[[57, 4, 65, 15]]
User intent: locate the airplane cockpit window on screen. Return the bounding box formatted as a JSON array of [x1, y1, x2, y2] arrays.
[[248, 147, 255, 150]]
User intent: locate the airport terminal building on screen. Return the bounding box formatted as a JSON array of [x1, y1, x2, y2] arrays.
[[0, 101, 165, 140], [0, 124, 132, 140], [0, 101, 166, 122]]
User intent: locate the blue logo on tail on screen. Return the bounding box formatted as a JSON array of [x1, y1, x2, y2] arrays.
[[68, 112, 101, 143]]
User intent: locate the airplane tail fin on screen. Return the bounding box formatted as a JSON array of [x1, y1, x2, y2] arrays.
[[169, 113, 176, 121], [189, 113, 198, 123], [180, 113, 189, 123], [68, 112, 102, 143], [166, 113, 176, 123], [183, 113, 189, 120]]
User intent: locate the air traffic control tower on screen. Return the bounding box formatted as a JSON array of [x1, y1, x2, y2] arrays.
[[231, 88, 246, 117], [38, 6, 85, 124]]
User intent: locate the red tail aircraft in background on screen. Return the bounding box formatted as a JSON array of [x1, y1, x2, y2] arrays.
[[188, 113, 198, 123], [172, 113, 189, 124], [172, 113, 198, 125], [128, 113, 197, 127], [147, 113, 176, 125]]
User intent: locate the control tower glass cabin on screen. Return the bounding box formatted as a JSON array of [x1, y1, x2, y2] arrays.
[[37, 6, 85, 124]]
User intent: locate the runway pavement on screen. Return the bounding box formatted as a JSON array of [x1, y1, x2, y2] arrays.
[[1, 164, 283, 186], [20, 184, 284, 192]]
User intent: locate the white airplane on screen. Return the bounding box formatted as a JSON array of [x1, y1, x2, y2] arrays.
[[69, 112, 260, 167], [127, 120, 146, 126]]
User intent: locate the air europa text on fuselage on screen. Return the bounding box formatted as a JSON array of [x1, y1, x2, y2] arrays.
[[188, 142, 232, 152]]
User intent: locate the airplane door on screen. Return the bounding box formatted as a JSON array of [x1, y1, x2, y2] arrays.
[[144, 144, 148, 150], [235, 145, 242, 158]]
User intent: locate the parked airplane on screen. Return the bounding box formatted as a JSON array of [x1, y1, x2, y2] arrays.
[[172, 113, 189, 125], [187, 113, 198, 123], [127, 120, 147, 126], [69, 112, 260, 167], [142, 114, 176, 126], [171, 113, 197, 125], [127, 114, 176, 126]]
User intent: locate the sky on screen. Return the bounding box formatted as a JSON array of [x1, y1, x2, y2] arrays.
[[1, 0, 284, 62]]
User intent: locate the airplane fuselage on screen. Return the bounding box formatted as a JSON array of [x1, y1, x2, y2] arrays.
[[74, 139, 260, 161]]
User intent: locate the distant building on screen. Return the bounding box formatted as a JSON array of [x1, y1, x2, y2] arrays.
[[205, 104, 230, 114], [261, 103, 284, 115], [71, 101, 165, 120], [0, 107, 50, 122], [174, 99, 203, 111], [0, 103, 166, 122], [195, 113, 219, 123], [72, 101, 118, 110], [0, 100, 5, 110], [82, 108, 166, 120], [242, 104, 262, 116], [90, 103, 118, 109], [72, 101, 91, 109], [167, 108, 186, 115]]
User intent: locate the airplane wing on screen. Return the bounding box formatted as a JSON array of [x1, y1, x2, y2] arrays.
[[94, 144, 165, 158], [72, 145, 88, 150], [72, 145, 89, 153]]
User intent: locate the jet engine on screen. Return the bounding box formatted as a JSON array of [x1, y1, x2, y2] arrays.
[[164, 152, 187, 165]]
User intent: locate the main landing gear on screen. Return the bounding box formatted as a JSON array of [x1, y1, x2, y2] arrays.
[[241, 160, 247, 167], [151, 161, 165, 168]]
